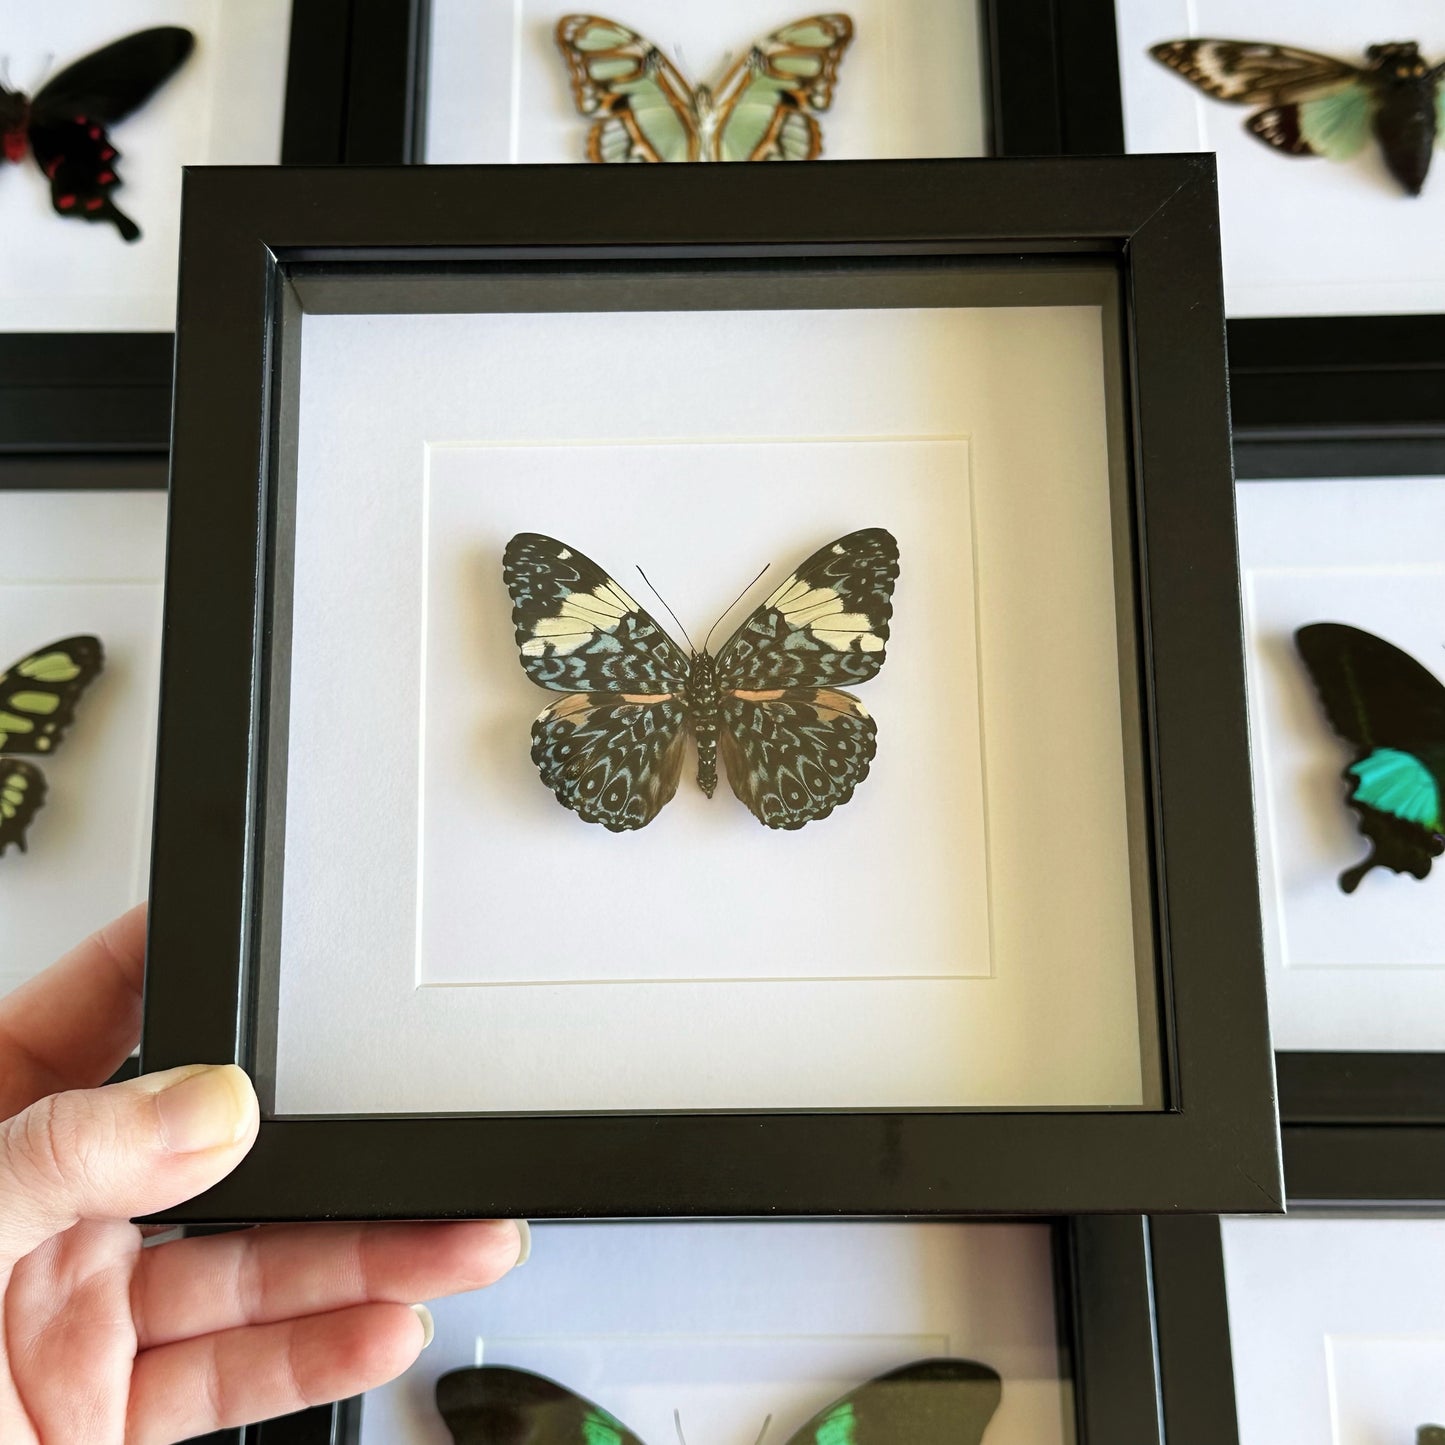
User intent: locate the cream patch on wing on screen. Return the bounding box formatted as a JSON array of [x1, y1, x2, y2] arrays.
[[765, 574, 884, 652], [520, 580, 642, 656]]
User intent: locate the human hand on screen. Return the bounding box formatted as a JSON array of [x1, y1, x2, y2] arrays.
[[0, 904, 527, 1443]]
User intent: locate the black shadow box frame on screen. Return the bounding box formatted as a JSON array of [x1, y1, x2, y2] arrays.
[[191, 1216, 1217, 1445], [139, 154, 1280, 1221], [0, 0, 397, 458], [1235, 438, 1445, 1209], [1007, 5, 1445, 448]]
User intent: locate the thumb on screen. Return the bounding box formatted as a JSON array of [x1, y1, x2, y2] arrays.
[[0, 1064, 258, 1262]]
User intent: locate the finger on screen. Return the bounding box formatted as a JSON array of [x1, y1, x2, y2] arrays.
[[125, 1301, 427, 1444], [0, 1064, 258, 1262], [0, 902, 147, 1116], [132, 1217, 525, 1349]]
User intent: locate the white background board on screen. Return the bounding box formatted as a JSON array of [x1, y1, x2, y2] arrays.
[[1224, 1216, 1445, 1444], [359, 1221, 1066, 1445], [0, 0, 292, 330], [425, 0, 985, 163], [274, 300, 1149, 1115], [1116, 0, 1445, 316], [0, 491, 166, 993], [1237, 478, 1445, 1051]]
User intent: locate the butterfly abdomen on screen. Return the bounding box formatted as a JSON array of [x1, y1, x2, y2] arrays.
[[1366, 46, 1439, 194], [685, 651, 720, 797]]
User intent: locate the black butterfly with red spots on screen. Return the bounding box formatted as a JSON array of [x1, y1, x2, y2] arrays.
[[0, 26, 194, 242]]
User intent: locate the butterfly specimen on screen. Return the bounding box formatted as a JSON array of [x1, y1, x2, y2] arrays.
[[503, 529, 897, 831], [436, 1358, 1002, 1445], [1149, 37, 1445, 195], [1294, 623, 1445, 892], [555, 14, 853, 162], [1420, 1429, 1445, 1445], [0, 26, 194, 240], [0, 636, 104, 856]]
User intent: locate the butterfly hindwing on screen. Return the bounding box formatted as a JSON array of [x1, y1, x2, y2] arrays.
[[26, 27, 195, 241], [712, 14, 854, 162], [0, 636, 105, 756], [1294, 622, 1445, 892], [555, 15, 701, 162], [436, 1365, 645, 1445], [783, 1358, 1002, 1445], [0, 759, 47, 857]]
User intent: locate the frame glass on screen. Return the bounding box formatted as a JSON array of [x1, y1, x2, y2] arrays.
[[138, 154, 1279, 1220]]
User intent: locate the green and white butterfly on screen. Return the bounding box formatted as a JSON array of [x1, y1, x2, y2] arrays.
[[555, 13, 854, 162], [0, 636, 104, 856], [436, 1359, 1002, 1445]]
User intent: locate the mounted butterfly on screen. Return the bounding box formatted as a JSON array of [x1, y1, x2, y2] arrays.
[[435, 1358, 1002, 1445], [0, 636, 104, 856], [0, 26, 194, 240], [503, 528, 897, 831], [1294, 622, 1445, 892], [1149, 37, 1445, 194], [555, 14, 854, 162]]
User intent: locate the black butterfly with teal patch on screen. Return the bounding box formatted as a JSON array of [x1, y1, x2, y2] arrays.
[[1150, 38, 1445, 195], [0, 636, 104, 856], [436, 1359, 1002, 1445], [0, 26, 195, 240], [1295, 623, 1445, 892], [1420, 1427, 1445, 1445], [503, 529, 898, 831]]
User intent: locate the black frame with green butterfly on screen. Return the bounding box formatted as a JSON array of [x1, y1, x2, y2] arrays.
[[1238, 442, 1445, 1210], [1003, 4, 1445, 456], [140, 154, 1278, 1221], [188, 1217, 1240, 1445], [0, 0, 403, 460]]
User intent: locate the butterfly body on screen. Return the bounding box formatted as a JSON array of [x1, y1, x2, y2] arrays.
[[1294, 622, 1445, 892], [556, 14, 854, 163], [0, 26, 194, 239], [0, 636, 104, 856], [1150, 36, 1445, 195], [504, 529, 897, 831]]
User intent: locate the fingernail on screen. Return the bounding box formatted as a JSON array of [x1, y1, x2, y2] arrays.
[[154, 1065, 255, 1153], [514, 1219, 532, 1267], [411, 1303, 435, 1348]]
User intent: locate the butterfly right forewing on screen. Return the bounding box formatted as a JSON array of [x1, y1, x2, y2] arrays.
[[782, 1358, 1002, 1445]]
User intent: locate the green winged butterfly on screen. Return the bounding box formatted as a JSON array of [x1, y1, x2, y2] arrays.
[[0, 636, 104, 856], [1149, 37, 1445, 194], [436, 1359, 1002, 1445], [1420, 1428, 1445, 1445], [555, 14, 854, 163], [1294, 622, 1445, 892]]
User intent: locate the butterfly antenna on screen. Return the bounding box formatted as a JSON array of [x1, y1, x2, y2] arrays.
[[702, 562, 770, 653], [636, 566, 696, 652], [673, 1409, 689, 1445], [752, 1414, 773, 1445]]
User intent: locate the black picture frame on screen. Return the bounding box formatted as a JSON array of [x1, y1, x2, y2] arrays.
[[1236, 438, 1445, 1209], [138, 154, 1279, 1221], [190, 1216, 1197, 1445], [1011, 6, 1445, 445], [0, 0, 384, 458]]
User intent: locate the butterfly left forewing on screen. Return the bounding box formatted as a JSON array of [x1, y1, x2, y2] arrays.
[[0, 636, 104, 756], [782, 1358, 1002, 1445], [0, 760, 47, 856], [436, 1365, 647, 1445], [1149, 38, 1361, 104], [712, 14, 854, 161]]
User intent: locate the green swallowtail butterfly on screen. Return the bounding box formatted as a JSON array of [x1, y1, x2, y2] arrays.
[[555, 14, 854, 163], [503, 529, 898, 831], [1420, 1427, 1445, 1445], [436, 1359, 1002, 1444], [1294, 622, 1445, 892], [1149, 37, 1445, 195], [0, 636, 104, 856]]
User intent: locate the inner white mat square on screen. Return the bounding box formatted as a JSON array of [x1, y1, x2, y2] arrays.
[[421, 438, 987, 985], [0, 0, 292, 330], [1115, 0, 1445, 317], [274, 302, 1146, 1113], [1237, 478, 1445, 1051], [426, 0, 985, 164], [0, 491, 166, 992], [358, 1221, 1064, 1445], [1223, 1217, 1445, 1445]]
